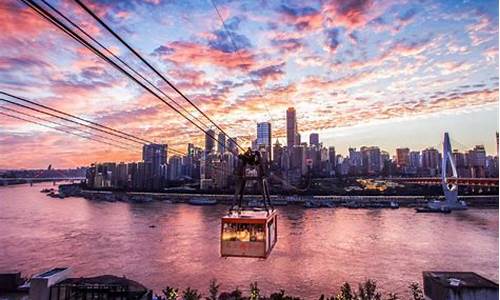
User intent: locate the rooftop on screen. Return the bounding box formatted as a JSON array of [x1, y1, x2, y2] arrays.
[[56, 275, 147, 293], [423, 272, 499, 289], [35, 268, 68, 278], [223, 209, 276, 220]]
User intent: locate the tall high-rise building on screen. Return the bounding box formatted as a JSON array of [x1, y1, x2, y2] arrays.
[[168, 155, 183, 181], [396, 148, 410, 167], [409, 151, 421, 168], [286, 107, 298, 147], [349, 147, 363, 175], [309, 133, 319, 147], [257, 122, 272, 160], [328, 147, 336, 168], [361, 146, 381, 175], [205, 129, 215, 153], [256, 122, 272, 148], [227, 137, 238, 155], [142, 143, 167, 177], [422, 147, 441, 176], [467, 145, 487, 178], [116, 162, 128, 188], [290, 145, 307, 175], [217, 132, 226, 154], [273, 140, 283, 168]]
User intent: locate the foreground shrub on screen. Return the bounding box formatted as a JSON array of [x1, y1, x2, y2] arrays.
[[157, 279, 425, 300]]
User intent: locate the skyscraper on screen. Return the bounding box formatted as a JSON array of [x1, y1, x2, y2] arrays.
[[168, 155, 183, 181], [422, 147, 441, 176], [257, 122, 272, 161], [309, 133, 319, 147], [273, 140, 283, 168], [142, 143, 167, 177], [286, 107, 298, 147], [361, 146, 382, 175], [467, 145, 487, 178], [227, 137, 238, 155], [409, 151, 421, 168], [205, 129, 215, 153], [257, 121, 271, 146], [217, 132, 226, 154], [328, 146, 336, 168], [396, 148, 410, 167]]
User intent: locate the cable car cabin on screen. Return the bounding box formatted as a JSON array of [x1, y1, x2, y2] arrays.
[[221, 210, 277, 258]]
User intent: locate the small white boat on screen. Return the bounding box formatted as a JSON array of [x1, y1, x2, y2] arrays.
[[189, 198, 217, 205]]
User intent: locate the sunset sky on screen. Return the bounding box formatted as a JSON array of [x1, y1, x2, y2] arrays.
[[0, 0, 498, 169]]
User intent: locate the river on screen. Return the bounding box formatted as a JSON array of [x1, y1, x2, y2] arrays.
[[0, 182, 498, 298]]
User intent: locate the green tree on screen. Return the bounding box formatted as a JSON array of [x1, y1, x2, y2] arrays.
[[268, 289, 302, 300], [183, 287, 202, 300], [206, 279, 219, 300], [163, 287, 179, 300], [356, 280, 381, 300], [386, 293, 398, 300], [335, 282, 354, 300], [219, 288, 243, 300], [409, 283, 424, 300], [250, 282, 261, 300]]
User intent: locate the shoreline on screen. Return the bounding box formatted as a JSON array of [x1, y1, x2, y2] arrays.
[[54, 186, 499, 208]]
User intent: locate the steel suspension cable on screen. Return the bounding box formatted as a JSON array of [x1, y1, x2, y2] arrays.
[[210, 0, 276, 125], [0, 93, 187, 156], [72, 0, 245, 151], [0, 104, 138, 148], [20, 0, 224, 152], [39, 0, 211, 133], [0, 111, 132, 150], [0, 97, 146, 146], [0, 91, 152, 144]]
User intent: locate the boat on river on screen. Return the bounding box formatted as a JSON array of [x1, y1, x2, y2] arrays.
[[189, 198, 217, 205], [415, 199, 466, 213], [304, 200, 321, 208], [271, 199, 288, 206]]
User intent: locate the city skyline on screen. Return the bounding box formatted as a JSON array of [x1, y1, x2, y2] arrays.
[[1, 104, 498, 169], [0, 0, 498, 168]]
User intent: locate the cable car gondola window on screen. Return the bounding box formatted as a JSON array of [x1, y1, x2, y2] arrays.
[[222, 223, 265, 242], [220, 210, 277, 258]]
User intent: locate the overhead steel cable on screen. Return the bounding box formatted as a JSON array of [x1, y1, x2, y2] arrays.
[[0, 111, 132, 150], [0, 97, 147, 147], [72, 0, 245, 152], [0, 91, 152, 144], [0, 104, 138, 148], [0, 93, 187, 156], [209, 0, 311, 192], [210, 0, 276, 125], [38, 0, 211, 133], [20, 0, 228, 152]]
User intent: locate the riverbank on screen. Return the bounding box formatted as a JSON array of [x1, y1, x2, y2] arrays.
[[55, 185, 499, 208]]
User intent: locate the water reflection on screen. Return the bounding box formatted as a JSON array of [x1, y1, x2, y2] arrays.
[[0, 183, 498, 298]]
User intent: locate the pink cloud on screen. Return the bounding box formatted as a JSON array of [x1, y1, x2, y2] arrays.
[[153, 41, 255, 71]]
